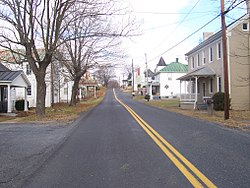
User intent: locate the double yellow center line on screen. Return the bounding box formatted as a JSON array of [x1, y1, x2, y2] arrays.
[[113, 89, 217, 188]]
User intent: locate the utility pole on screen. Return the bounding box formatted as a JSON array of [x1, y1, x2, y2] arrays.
[[145, 53, 149, 95], [220, 0, 230, 120], [145, 53, 148, 84], [132, 59, 135, 92]]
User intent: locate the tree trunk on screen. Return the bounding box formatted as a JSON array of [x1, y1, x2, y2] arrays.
[[36, 73, 47, 116], [70, 76, 81, 106]]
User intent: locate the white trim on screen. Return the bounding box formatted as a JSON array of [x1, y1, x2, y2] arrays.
[[7, 84, 11, 113], [227, 33, 231, 95]]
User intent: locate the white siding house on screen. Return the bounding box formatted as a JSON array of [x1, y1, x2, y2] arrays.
[[153, 58, 188, 98]]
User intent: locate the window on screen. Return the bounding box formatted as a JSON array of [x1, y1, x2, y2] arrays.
[[209, 47, 213, 62], [243, 23, 248, 31], [202, 83, 206, 97], [202, 51, 206, 64], [191, 56, 195, 69], [27, 86, 32, 95], [210, 79, 213, 93], [217, 77, 222, 92], [197, 54, 200, 67], [217, 43, 221, 59], [26, 64, 32, 75]]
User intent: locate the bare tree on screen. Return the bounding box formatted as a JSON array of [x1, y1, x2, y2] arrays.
[[0, 0, 85, 116], [94, 65, 116, 87], [58, 0, 139, 105]]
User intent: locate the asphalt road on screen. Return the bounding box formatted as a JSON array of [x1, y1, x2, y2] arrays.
[[5, 89, 250, 188]]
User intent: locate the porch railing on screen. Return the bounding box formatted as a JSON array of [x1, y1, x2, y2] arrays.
[[180, 94, 196, 102]]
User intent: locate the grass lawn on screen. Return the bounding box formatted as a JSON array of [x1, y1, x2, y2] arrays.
[[134, 95, 250, 131], [0, 87, 106, 123]]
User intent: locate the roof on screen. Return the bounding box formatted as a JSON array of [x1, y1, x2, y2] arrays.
[[0, 63, 31, 86], [159, 62, 188, 73], [177, 66, 216, 80], [0, 71, 23, 82], [157, 57, 166, 66], [185, 14, 247, 56], [144, 69, 154, 77]]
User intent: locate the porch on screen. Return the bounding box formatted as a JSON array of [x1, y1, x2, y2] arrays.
[[178, 66, 216, 109], [0, 70, 31, 113]]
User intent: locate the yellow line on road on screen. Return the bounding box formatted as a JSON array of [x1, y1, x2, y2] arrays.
[[113, 89, 217, 188]]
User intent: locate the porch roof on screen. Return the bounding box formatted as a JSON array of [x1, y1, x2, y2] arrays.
[[177, 66, 216, 81], [0, 71, 31, 87]]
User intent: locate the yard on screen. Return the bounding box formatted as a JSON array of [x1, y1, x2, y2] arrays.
[[0, 87, 106, 123], [134, 95, 250, 131]]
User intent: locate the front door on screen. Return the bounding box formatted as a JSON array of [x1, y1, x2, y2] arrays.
[[0, 87, 7, 113], [202, 83, 206, 97]]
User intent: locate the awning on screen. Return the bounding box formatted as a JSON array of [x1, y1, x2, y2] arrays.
[[177, 66, 216, 81]]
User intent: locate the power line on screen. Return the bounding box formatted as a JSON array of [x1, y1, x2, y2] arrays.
[[147, 14, 221, 63], [150, 0, 202, 50], [133, 10, 217, 15], [146, 0, 246, 63], [144, 14, 208, 31]]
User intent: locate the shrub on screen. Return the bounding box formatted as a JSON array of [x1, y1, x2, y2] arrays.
[[15, 99, 29, 111], [212, 92, 224, 111], [144, 94, 150, 101]]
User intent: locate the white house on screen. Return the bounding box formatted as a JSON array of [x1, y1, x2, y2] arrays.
[[152, 58, 188, 98], [0, 63, 30, 113]]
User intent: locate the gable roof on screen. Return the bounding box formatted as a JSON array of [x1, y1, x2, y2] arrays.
[[144, 69, 154, 77], [159, 62, 188, 73], [157, 57, 166, 66], [0, 63, 31, 86], [185, 14, 247, 56], [0, 71, 23, 82]]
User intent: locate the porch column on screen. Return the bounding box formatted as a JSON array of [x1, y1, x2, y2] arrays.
[[189, 78, 192, 100], [24, 87, 28, 111], [149, 84, 153, 100], [184, 81, 187, 99], [194, 76, 198, 109], [79, 87, 82, 99], [7, 84, 11, 113], [94, 86, 97, 98], [179, 81, 182, 100]]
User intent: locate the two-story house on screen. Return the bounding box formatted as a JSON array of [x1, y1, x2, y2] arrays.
[[179, 14, 250, 110]]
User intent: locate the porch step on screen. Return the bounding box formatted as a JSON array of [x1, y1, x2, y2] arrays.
[[197, 103, 208, 110]]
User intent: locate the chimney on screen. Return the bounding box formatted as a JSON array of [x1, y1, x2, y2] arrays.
[[203, 32, 214, 41], [176, 58, 179, 63]]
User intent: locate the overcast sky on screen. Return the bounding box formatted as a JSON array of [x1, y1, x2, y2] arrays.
[[121, 0, 247, 70]]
